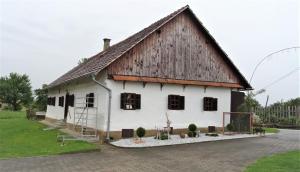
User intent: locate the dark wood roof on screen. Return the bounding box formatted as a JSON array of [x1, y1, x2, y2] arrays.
[[48, 5, 252, 89]]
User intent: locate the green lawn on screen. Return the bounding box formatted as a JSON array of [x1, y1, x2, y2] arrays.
[[245, 150, 300, 172], [263, 128, 280, 133], [0, 110, 99, 159]]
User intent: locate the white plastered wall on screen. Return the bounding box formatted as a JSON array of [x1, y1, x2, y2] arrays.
[[47, 71, 232, 132], [46, 73, 108, 131], [106, 80, 232, 131]]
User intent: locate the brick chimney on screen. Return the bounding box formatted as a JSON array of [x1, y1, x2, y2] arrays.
[[103, 38, 111, 50]]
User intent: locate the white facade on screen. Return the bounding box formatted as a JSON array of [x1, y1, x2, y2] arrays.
[[46, 75, 109, 131], [107, 80, 231, 131], [46, 72, 233, 132]]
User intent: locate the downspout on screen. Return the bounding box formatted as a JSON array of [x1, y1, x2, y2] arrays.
[[91, 74, 112, 142]]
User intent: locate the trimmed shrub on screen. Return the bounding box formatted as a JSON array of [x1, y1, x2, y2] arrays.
[[160, 132, 169, 140], [226, 123, 233, 131], [136, 127, 146, 138], [188, 131, 196, 137], [188, 124, 197, 132]]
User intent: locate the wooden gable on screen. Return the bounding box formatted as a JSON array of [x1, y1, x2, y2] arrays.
[[107, 10, 245, 88]]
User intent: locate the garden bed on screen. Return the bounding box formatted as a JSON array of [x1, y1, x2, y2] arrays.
[[111, 133, 274, 148]]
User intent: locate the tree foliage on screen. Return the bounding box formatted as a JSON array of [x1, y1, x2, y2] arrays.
[[78, 58, 88, 65], [238, 92, 261, 112], [34, 84, 48, 111], [268, 97, 300, 108], [0, 73, 33, 111]]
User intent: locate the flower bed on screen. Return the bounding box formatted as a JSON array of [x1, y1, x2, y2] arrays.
[[111, 133, 274, 148]]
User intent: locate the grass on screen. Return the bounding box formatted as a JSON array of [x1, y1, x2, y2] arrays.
[[263, 128, 280, 133], [0, 110, 99, 159], [245, 150, 300, 172]]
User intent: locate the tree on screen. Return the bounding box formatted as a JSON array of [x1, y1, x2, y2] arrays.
[[34, 84, 48, 111], [268, 98, 300, 108], [78, 58, 88, 65], [238, 92, 261, 112], [0, 73, 33, 111]]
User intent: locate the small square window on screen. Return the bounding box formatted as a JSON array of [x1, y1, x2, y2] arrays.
[[86, 93, 94, 107], [120, 93, 141, 110], [48, 97, 56, 106], [168, 95, 184, 110], [58, 96, 64, 107], [203, 97, 217, 111]]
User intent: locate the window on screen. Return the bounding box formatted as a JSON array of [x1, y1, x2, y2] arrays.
[[86, 93, 94, 107], [58, 96, 64, 107], [69, 94, 75, 107], [120, 93, 141, 110], [52, 97, 56, 106], [47, 97, 56, 106], [203, 97, 217, 111], [168, 95, 184, 110]]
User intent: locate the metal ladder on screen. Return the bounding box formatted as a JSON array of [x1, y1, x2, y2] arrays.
[[73, 96, 98, 141]]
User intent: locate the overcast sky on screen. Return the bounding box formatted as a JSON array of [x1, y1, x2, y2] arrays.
[[0, 0, 299, 105]]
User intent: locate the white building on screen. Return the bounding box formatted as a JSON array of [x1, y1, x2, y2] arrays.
[[46, 5, 252, 140]]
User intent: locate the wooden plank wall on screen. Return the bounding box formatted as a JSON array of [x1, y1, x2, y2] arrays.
[[107, 11, 242, 84]]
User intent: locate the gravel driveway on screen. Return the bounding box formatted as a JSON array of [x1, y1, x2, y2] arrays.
[[0, 129, 299, 172]]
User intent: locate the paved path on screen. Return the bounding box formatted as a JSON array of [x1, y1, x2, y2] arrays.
[[0, 129, 299, 172]]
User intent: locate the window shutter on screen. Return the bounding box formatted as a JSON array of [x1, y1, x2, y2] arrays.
[[168, 95, 172, 110], [213, 98, 218, 111], [120, 93, 126, 109], [53, 97, 56, 106], [180, 96, 185, 110], [203, 97, 208, 111], [135, 94, 141, 109]]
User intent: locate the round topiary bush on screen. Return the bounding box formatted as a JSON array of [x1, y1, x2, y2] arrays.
[[188, 123, 197, 132], [187, 131, 196, 137], [136, 127, 146, 138], [226, 123, 233, 131]]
